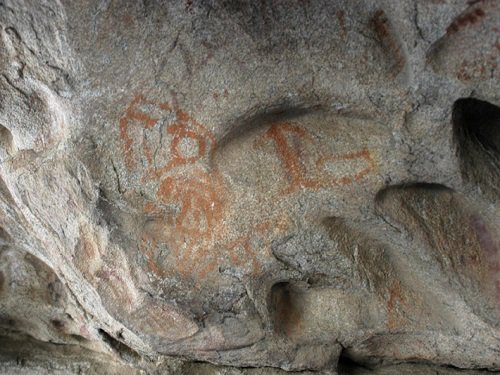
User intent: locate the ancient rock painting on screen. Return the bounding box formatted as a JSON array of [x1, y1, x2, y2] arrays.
[[119, 94, 216, 178], [429, 0, 500, 81], [386, 281, 407, 330], [119, 98, 377, 282], [256, 122, 376, 194], [120, 95, 274, 282], [138, 213, 273, 281]]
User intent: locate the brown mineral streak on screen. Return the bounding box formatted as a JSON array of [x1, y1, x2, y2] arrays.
[[387, 282, 405, 330], [370, 10, 405, 78], [336, 10, 347, 39], [262, 122, 376, 193]]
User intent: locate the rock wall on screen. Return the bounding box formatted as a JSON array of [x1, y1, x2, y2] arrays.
[[0, 0, 499, 373]]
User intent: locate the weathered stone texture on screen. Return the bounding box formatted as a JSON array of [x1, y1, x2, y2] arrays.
[[0, 0, 499, 373]]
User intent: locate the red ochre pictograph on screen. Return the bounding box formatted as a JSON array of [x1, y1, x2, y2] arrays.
[[258, 122, 376, 193], [119, 94, 216, 179], [120, 99, 377, 281], [120, 95, 274, 281], [440, 1, 500, 81]]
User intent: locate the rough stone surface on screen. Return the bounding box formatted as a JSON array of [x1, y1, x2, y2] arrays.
[[0, 0, 499, 373]]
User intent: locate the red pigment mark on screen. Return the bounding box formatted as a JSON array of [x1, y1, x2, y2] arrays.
[[156, 169, 223, 240], [96, 268, 135, 306], [227, 237, 259, 270], [119, 96, 295, 282], [263, 122, 318, 192], [446, 6, 487, 35], [456, 47, 499, 81], [140, 212, 273, 281], [139, 167, 226, 280], [387, 282, 405, 330], [139, 227, 169, 278], [317, 149, 375, 184], [119, 95, 216, 180], [119, 95, 170, 171], [260, 122, 376, 193], [336, 10, 347, 39], [149, 111, 216, 180], [370, 10, 406, 78]]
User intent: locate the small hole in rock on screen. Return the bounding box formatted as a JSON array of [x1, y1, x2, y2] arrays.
[[269, 282, 304, 337], [51, 319, 65, 329], [453, 98, 500, 153], [97, 329, 140, 360]]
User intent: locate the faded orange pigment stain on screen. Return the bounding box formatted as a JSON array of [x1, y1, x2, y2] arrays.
[[138, 216, 273, 281], [119, 95, 171, 171], [258, 122, 376, 193], [456, 44, 500, 81]]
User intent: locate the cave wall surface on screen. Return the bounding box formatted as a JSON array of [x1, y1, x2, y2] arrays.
[[0, 0, 499, 374]]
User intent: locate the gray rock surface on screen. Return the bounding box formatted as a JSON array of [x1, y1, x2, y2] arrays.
[[0, 0, 499, 373]]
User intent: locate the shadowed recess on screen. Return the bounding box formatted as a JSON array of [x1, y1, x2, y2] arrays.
[[0, 226, 12, 245], [452, 97, 500, 197], [0, 124, 14, 156], [216, 100, 323, 155], [268, 281, 304, 338], [375, 182, 454, 205]]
